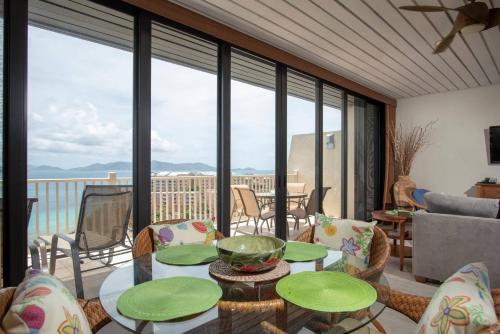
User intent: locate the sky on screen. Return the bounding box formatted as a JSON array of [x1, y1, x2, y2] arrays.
[[28, 26, 341, 171]]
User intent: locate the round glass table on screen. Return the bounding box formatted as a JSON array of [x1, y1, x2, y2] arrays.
[[99, 249, 390, 334]]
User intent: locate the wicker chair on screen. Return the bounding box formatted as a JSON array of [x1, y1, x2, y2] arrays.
[[0, 287, 110, 334], [373, 284, 500, 334], [132, 219, 225, 258], [294, 225, 390, 280]]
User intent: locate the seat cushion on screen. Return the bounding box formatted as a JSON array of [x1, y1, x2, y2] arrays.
[[414, 262, 497, 334], [314, 214, 376, 275], [149, 219, 216, 250], [424, 192, 500, 219], [2, 269, 92, 334]]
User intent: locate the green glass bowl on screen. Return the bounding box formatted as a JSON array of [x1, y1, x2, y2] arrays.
[[216, 235, 286, 272]]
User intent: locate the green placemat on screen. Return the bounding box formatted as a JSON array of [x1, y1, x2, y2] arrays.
[[155, 244, 218, 265], [117, 276, 222, 321], [282, 242, 327, 262], [276, 271, 377, 312]]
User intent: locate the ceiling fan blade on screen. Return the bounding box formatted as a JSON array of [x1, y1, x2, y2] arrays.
[[433, 33, 456, 54], [399, 5, 454, 12], [484, 8, 500, 30], [433, 13, 468, 54]]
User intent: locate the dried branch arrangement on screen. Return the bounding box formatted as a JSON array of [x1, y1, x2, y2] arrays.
[[390, 120, 436, 176]]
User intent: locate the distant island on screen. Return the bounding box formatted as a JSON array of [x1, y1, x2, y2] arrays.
[[28, 161, 266, 175]]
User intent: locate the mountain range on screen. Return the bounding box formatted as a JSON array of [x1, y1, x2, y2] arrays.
[[28, 161, 260, 173]]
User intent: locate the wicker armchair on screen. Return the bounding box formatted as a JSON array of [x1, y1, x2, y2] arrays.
[[373, 284, 500, 334], [0, 287, 110, 334], [294, 225, 390, 280], [132, 219, 225, 258]]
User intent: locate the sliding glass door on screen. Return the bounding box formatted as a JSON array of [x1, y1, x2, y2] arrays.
[[27, 0, 134, 292], [231, 49, 276, 236], [150, 22, 218, 223]]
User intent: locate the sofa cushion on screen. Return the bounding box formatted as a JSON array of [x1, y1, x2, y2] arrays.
[[314, 214, 376, 275], [149, 219, 216, 250], [414, 262, 497, 334], [424, 192, 500, 219], [2, 269, 92, 334]]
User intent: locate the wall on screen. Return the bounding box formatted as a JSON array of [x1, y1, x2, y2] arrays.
[[287, 132, 342, 217], [396, 84, 500, 196]]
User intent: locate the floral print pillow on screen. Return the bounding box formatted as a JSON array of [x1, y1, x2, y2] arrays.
[[315, 213, 376, 275], [2, 269, 92, 334], [150, 219, 216, 250], [415, 262, 497, 334]]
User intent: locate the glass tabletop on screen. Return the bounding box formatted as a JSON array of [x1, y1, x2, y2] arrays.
[[99, 249, 390, 334]]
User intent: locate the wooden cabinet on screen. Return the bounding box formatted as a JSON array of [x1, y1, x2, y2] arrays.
[[475, 183, 500, 199]]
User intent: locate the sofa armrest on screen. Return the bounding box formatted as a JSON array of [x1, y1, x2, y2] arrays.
[[413, 212, 500, 287]]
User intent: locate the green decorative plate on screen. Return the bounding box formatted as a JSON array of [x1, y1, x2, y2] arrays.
[[117, 276, 222, 321], [155, 244, 218, 265], [276, 271, 377, 312], [282, 242, 327, 262]]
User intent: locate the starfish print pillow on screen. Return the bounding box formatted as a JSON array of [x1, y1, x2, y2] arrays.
[[415, 262, 497, 334], [314, 213, 376, 275]]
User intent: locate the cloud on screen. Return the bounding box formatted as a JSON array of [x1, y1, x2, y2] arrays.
[[28, 100, 175, 158], [151, 130, 177, 152]]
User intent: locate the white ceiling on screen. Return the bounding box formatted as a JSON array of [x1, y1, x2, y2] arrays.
[[172, 0, 500, 100]]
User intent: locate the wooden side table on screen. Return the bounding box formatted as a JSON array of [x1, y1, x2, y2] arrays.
[[371, 210, 412, 271]]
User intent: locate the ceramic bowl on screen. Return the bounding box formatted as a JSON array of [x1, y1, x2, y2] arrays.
[[216, 235, 286, 272]]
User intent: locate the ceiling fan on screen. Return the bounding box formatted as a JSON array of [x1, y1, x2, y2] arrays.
[[399, 0, 500, 54]]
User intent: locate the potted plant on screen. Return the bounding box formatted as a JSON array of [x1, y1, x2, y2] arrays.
[[390, 121, 435, 209]]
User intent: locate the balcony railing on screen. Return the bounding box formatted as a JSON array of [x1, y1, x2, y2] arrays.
[[27, 171, 299, 240]]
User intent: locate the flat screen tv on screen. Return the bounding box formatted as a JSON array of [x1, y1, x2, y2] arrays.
[[490, 126, 500, 164]]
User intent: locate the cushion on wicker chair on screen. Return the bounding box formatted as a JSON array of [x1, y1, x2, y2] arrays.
[[2, 269, 92, 334], [149, 219, 216, 250], [314, 214, 376, 275], [415, 262, 497, 334]]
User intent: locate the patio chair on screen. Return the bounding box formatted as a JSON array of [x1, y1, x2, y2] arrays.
[[286, 182, 306, 210], [236, 187, 275, 235], [0, 286, 110, 333], [287, 187, 331, 230], [48, 185, 133, 299], [132, 219, 225, 258], [231, 184, 249, 235], [372, 284, 500, 334], [295, 225, 390, 281]]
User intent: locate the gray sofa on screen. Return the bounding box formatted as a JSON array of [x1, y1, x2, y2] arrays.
[[413, 192, 500, 287]]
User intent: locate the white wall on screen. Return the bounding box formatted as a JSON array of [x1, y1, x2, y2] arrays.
[[396, 84, 500, 196]]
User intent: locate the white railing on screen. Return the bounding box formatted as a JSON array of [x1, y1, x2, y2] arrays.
[[27, 171, 299, 240]]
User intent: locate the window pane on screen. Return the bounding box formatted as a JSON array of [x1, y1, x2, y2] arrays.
[[151, 22, 218, 222], [28, 0, 134, 291], [231, 49, 276, 236], [323, 85, 343, 217], [287, 70, 315, 231]]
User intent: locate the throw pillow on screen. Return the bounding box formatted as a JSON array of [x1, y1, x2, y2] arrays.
[[315, 213, 376, 275], [2, 269, 92, 334], [414, 262, 497, 334], [149, 219, 216, 250]]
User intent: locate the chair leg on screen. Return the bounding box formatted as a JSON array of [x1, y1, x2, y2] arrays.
[[253, 218, 259, 235], [306, 216, 311, 227], [233, 219, 241, 236], [99, 249, 114, 266], [49, 234, 59, 275], [70, 246, 85, 299], [294, 217, 299, 230]]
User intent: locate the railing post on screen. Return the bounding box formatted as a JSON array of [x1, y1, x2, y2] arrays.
[[108, 172, 117, 185]]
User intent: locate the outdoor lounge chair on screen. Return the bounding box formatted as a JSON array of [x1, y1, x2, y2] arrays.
[[231, 184, 249, 235], [47, 185, 133, 299]]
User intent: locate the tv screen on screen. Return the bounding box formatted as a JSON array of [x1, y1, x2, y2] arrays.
[[490, 126, 500, 164]]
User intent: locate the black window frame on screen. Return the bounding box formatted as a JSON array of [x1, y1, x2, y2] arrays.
[[2, 0, 386, 282]]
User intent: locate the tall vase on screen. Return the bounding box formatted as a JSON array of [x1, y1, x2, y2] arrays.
[[393, 175, 416, 209]]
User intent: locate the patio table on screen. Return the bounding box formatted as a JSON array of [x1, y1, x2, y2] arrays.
[[256, 192, 307, 209], [100, 248, 390, 333]]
